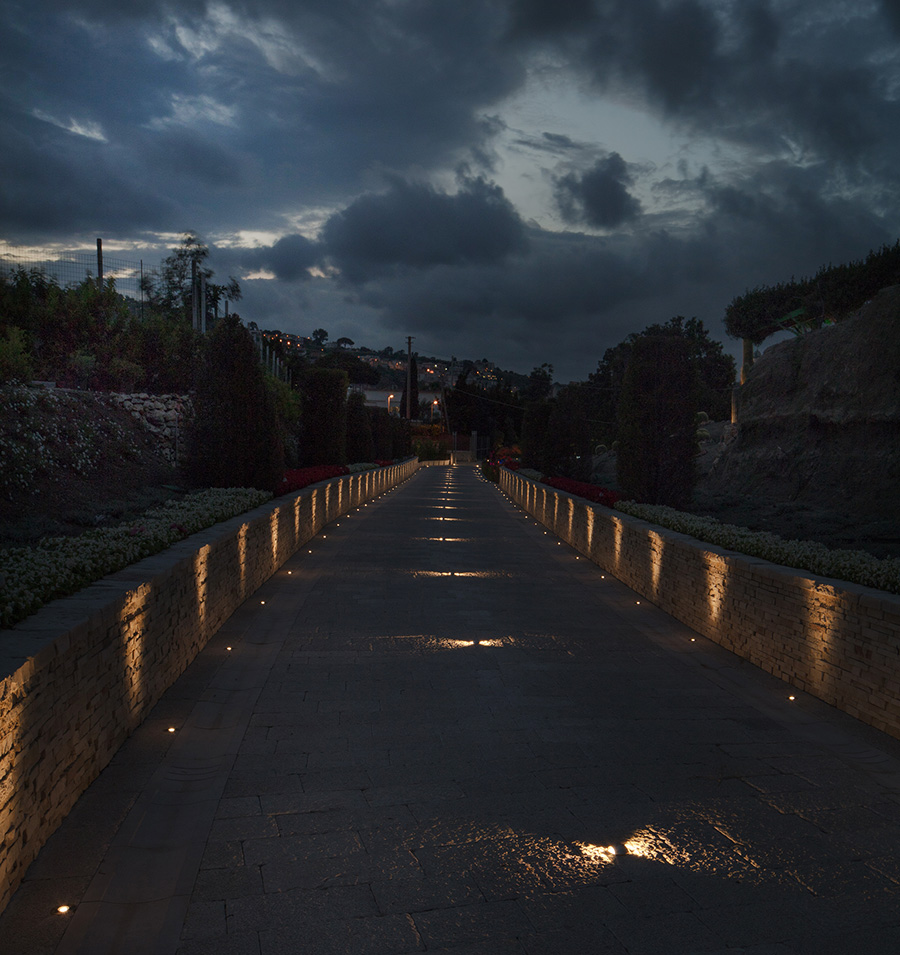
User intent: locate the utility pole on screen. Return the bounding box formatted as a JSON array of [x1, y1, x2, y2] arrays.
[[191, 259, 198, 331], [406, 335, 414, 420], [96, 237, 103, 289]]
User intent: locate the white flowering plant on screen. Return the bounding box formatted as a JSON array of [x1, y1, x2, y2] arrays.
[[0, 487, 272, 628], [614, 500, 900, 595], [0, 385, 143, 492]]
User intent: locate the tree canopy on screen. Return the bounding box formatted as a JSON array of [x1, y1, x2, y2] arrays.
[[724, 240, 900, 344]]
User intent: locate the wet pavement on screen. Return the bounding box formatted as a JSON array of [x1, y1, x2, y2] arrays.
[[4, 463, 900, 954]]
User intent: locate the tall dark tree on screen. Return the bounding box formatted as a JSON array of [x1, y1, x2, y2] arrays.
[[346, 390, 375, 462], [590, 316, 734, 427], [521, 400, 554, 473], [297, 367, 348, 465], [545, 383, 595, 481], [616, 334, 698, 506], [369, 407, 393, 459], [142, 231, 240, 324], [185, 315, 284, 491], [315, 349, 380, 384], [524, 363, 554, 400]]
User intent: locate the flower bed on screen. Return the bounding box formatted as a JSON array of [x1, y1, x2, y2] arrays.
[[540, 475, 621, 508], [614, 500, 900, 596], [278, 465, 350, 494], [0, 487, 273, 629]]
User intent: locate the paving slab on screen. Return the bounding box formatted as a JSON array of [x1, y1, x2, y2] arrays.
[[4, 464, 900, 954]]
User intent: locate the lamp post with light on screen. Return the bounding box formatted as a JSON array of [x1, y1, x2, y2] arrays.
[[388, 393, 394, 414], [431, 399, 439, 422]]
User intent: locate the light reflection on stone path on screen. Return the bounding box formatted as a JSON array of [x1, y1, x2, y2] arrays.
[[4, 464, 900, 954]]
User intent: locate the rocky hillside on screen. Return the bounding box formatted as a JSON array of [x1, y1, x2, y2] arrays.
[[691, 285, 900, 558], [0, 387, 182, 547]]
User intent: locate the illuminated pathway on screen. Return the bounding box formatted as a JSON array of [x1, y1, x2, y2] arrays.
[[5, 464, 900, 954]]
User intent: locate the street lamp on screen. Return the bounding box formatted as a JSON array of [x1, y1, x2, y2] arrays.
[[431, 399, 439, 422], [388, 393, 394, 414]]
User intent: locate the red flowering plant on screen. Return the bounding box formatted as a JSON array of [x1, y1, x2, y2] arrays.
[[489, 445, 521, 470], [278, 465, 350, 495], [539, 475, 621, 509]]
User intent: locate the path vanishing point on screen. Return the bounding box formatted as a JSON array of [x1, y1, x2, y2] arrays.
[[3, 464, 900, 954]]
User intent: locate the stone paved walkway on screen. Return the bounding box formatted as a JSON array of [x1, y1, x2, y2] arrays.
[[4, 464, 900, 954]]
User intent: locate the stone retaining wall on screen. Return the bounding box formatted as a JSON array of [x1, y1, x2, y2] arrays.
[[107, 392, 192, 464], [500, 469, 900, 739], [0, 459, 419, 912]]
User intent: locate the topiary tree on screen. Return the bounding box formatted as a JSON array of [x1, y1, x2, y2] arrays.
[[346, 390, 375, 463], [521, 399, 554, 473], [369, 407, 393, 459], [185, 315, 284, 491], [616, 334, 698, 506], [297, 366, 348, 465], [390, 413, 411, 457]]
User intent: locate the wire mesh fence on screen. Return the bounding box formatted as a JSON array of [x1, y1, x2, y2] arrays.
[[0, 247, 147, 301]]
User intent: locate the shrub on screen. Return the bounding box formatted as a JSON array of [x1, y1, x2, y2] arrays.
[[412, 437, 446, 461], [0, 326, 33, 384]]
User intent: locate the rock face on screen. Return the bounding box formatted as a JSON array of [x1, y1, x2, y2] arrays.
[[695, 285, 900, 557], [107, 393, 193, 465]]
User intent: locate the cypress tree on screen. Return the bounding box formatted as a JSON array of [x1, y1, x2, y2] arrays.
[[616, 334, 698, 506], [185, 315, 284, 491], [346, 390, 375, 463], [297, 367, 348, 465], [369, 407, 393, 460]]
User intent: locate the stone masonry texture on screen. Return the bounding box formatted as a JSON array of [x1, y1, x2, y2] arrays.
[[500, 469, 900, 740], [0, 461, 418, 914], [1, 465, 900, 953]]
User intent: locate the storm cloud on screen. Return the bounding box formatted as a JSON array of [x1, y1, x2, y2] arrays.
[[321, 177, 528, 282], [554, 153, 642, 228], [3, 0, 900, 379]]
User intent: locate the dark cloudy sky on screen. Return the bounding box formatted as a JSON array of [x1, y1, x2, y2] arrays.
[[3, 1, 900, 380]]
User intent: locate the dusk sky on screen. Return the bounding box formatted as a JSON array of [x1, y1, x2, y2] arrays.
[[3, 0, 900, 380]]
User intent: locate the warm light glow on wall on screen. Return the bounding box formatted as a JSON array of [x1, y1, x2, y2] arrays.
[[704, 551, 726, 625], [803, 583, 843, 678], [237, 524, 247, 593], [648, 530, 664, 595], [269, 510, 279, 567], [121, 582, 152, 720], [612, 517, 623, 569]]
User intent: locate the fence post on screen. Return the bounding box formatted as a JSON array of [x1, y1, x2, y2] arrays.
[[200, 273, 207, 334]]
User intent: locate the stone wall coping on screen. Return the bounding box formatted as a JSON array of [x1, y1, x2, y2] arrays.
[[0, 469, 400, 684], [508, 470, 900, 610]]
